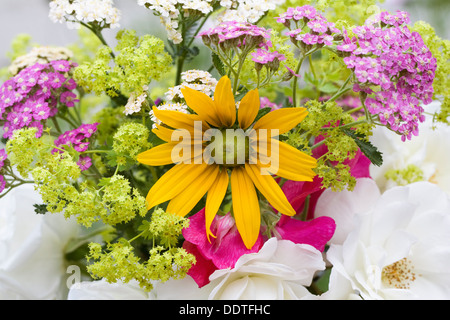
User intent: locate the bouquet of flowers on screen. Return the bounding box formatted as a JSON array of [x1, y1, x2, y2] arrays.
[[0, 0, 449, 301]]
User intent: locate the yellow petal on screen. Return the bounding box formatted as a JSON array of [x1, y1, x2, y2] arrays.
[[253, 107, 308, 136], [238, 89, 260, 130], [258, 139, 317, 181], [152, 125, 174, 142], [181, 86, 222, 127], [205, 168, 229, 241], [230, 166, 260, 249], [137, 143, 176, 166], [244, 163, 295, 216], [152, 106, 209, 132], [145, 162, 208, 210], [166, 164, 219, 217], [214, 76, 236, 127]]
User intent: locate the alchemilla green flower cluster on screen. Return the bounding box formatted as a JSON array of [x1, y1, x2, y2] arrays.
[[0, 0, 448, 296]]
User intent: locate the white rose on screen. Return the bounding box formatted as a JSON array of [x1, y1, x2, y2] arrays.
[[0, 184, 79, 299], [324, 181, 450, 300], [204, 238, 325, 300], [370, 101, 450, 194], [68, 279, 152, 300]]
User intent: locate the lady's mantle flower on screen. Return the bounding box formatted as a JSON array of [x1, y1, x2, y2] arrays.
[[137, 76, 317, 249], [321, 179, 450, 299], [0, 149, 7, 194]]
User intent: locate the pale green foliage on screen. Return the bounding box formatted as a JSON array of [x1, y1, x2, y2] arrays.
[[140, 208, 191, 248], [113, 122, 151, 160], [92, 106, 126, 145], [6, 128, 147, 227], [86, 209, 195, 292], [412, 21, 450, 125], [100, 175, 148, 225], [298, 100, 367, 191], [73, 29, 172, 98]]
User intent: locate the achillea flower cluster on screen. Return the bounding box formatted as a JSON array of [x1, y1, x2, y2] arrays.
[[53, 123, 99, 170], [338, 11, 437, 141], [277, 5, 340, 49], [137, 0, 215, 44], [49, 0, 121, 29], [9, 46, 73, 76], [199, 20, 272, 51], [0, 149, 7, 193], [124, 86, 149, 116], [251, 48, 286, 71], [217, 0, 286, 24], [0, 60, 78, 139]]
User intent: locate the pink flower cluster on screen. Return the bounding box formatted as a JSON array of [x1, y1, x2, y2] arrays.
[[198, 21, 271, 50], [53, 123, 98, 171], [251, 48, 286, 71], [0, 149, 7, 193], [338, 11, 437, 141], [0, 60, 78, 139], [277, 5, 340, 49]]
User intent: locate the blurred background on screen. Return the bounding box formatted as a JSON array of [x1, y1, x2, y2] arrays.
[[0, 0, 448, 69]]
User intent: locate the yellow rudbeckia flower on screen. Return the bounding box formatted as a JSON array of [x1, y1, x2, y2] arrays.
[[137, 75, 317, 249]]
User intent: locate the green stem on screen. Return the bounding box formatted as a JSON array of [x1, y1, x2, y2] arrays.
[[328, 74, 352, 103], [81, 149, 110, 155], [80, 22, 115, 59], [292, 56, 305, 108]]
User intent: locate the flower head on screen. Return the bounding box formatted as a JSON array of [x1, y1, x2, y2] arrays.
[[137, 75, 317, 249]]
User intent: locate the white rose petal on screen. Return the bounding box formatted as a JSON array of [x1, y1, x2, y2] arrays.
[[0, 184, 79, 300], [323, 181, 450, 300]]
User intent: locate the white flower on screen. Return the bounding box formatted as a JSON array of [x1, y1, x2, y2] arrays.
[[124, 92, 148, 116], [204, 238, 325, 300], [153, 238, 325, 300], [315, 178, 381, 245], [0, 184, 79, 299], [370, 101, 450, 194], [49, 0, 121, 29], [68, 279, 152, 300], [68, 238, 325, 300], [218, 0, 286, 23], [323, 180, 450, 300]]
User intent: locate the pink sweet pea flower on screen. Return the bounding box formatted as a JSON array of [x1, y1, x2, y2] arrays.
[[183, 209, 264, 287]]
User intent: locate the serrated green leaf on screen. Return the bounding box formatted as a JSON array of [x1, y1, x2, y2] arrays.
[[342, 128, 383, 167], [212, 52, 226, 76]]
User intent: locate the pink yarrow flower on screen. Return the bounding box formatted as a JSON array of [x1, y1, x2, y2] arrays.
[[0, 60, 78, 139], [340, 10, 436, 141]]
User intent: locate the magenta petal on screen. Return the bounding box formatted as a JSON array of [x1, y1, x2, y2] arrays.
[[275, 216, 336, 252], [182, 209, 263, 270], [183, 241, 217, 288]]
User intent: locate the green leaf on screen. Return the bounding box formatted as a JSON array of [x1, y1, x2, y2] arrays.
[[34, 204, 48, 215], [212, 52, 226, 76], [342, 128, 383, 167]]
